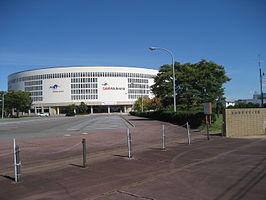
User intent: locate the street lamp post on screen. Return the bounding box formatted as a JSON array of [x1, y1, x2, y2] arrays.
[[1, 93, 5, 119], [149, 47, 176, 112], [141, 95, 144, 112]]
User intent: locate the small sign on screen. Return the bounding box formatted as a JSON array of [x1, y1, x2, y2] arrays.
[[204, 103, 212, 114]]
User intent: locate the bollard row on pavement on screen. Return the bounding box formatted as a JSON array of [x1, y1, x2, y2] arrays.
[[1, 138, 88, 183], [1, 122, 198, 183], [126, 122, 193, 157], [161, 122, 192, 151]]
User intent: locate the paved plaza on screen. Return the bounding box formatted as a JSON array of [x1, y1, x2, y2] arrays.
[[0, 115, 265, 200]]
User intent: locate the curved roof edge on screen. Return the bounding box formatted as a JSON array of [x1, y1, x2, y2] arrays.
[[9, 65, 158, 77]]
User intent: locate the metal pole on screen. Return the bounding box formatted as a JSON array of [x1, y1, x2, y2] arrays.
[[127, 128, 132, 158], [13, 139, 18, 182], [15, 145, 21, 182], [149, 47, 176, 112], [186, 122, 191, 144], [1, 93, 4, 119], [141, 95, 144, 112], [162, 125, 166, 150], [82, 138, 87, 168], [171, 53, 176, 113], [258, 54, 264, 107], [260, 68, 264, 107]]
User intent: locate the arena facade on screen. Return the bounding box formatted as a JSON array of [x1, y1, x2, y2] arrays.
[[8, 66, 158, 115]]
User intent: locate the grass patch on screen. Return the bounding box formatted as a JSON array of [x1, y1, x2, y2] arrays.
[[200, 115, 223, 133]]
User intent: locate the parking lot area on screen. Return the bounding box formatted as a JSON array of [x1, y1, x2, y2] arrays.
[[0, 114, 130, 140], [0, 115, 265, 200]]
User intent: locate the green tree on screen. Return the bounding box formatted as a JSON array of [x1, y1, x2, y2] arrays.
[[5, 91, 32, 117], [215, 96, 225, 118], [78, 102, 88, 114], [149, 97, 162, 111], [151, 64, 174, 108], [133, 96, 149, 112], [151, 60, 230, 110], [133, 96, 162, 112], [67, 104, 77, 113]]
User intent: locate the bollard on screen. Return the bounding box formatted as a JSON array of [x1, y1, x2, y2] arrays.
[[13, 139, 18, 182], [162, 125, 166, 150], [186, 122, 191, 144], [127, 129, 132, 158], [82, 138, 87, 168], [13, 139, 21, 182], [15, 145, 21, 182]]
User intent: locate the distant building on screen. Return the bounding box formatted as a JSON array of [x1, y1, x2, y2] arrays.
[[221, 98, 235, 107], [237, 92, 266, 105], [224, 99, 235, 107], [8, 66, 158, 115]]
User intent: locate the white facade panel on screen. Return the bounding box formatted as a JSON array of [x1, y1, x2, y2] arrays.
[[42, 78, 71, 104], [98, 77, 128, 104]]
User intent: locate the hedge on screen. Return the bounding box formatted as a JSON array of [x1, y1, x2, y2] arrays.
[[129, 110, 211, 128]]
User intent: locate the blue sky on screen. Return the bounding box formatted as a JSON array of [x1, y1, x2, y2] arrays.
[[0, 0, 265, 100]]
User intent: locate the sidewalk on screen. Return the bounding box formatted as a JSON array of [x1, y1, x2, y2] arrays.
[[0, 115, 265, 200]]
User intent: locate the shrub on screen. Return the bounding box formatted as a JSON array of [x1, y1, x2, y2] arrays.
[[129, 110, 210, 128]]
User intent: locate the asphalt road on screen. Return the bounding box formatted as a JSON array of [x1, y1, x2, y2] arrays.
[[0, 114, 130, 140]]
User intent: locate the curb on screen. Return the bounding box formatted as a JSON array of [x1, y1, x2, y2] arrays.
[[120, 115, 135, 128]]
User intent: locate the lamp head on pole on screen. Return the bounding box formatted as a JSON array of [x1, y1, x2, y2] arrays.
[[149, 47, 158, 51]]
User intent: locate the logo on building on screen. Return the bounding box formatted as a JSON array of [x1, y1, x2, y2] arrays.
[[49, 84, 60, 89], [49, 84, 63, 93], [101, 82, 125, 91]]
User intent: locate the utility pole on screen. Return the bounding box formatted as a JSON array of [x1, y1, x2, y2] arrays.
[[258, 54, 264, 107]]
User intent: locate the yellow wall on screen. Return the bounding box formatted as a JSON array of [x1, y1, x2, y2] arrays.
[[225, 108, 266, 137]]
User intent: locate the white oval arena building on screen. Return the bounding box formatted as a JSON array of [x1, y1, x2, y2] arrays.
[[8, 66, 158, 115]]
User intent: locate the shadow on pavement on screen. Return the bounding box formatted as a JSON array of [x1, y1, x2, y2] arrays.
[[113, 154, 128, 158], [0, 175, 15, 182], [69, 164, 84, 168]]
